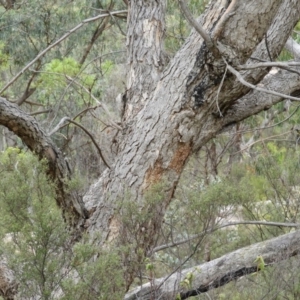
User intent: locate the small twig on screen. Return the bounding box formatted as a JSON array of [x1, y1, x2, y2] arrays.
[[215, 65, 228, 117], [79, 17, 110, 65], [48, 105, 101, 135], [0, 9, 127, 95], [153, 220, 300, 253], [48, 113, 111, 168], [66, 118, 111, 169], [108, 10, 126, 36], [238, 61, 300, 68], [233, 130, 291, 155], [48, 117, 70, 136], [223, 104, 300, 135], [264, 33, 273, 61], [30, 109, 51, 116], [24, 100, 45, 107], [177, 0, 213, 49], [72, 105, 101, 121], [65, 75, 122, 130], [238, 61, 300, 76], [15, 63, 41, 105]]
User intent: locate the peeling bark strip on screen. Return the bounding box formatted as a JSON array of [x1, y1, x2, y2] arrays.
[[125, 0, 166, 120], [125, 229, 300, 300], [169, 142, 191, 174], [0, 97, 88, 228]]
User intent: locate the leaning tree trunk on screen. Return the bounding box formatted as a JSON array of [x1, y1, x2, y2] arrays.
[[83, 0, 300, 290], [125, 228, 300, 300]]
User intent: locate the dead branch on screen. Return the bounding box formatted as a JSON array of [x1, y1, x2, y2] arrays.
[[153, 220, 300, 253], [30, 109, 51, 116], [177, 0, 213, 49], [66, 118, 111, 169], [125, 229, 300, 300]]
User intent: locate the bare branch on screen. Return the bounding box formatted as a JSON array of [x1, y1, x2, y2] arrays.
[[15, 61, 42, 106], [79, 17, 110, 65], [49, 105, 108, 137], [234, 130, 292, 155], [24, 100, 44, 106], [66, 118, 111, 169], [153, 220, 300, 253], [225, 61, 300, 102], [212, 0, 238, 42], [79, 0, 115, 66], [238, 61, 300, 71], [48, 116, 70, 136], [30, 109, 51, 116], [177, 0, 213, 49], [219, 68, 300, 132], [65, 75, 122, 130], [0, 9, 128, 95]]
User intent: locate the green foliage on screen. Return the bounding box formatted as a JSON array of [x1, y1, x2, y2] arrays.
[[0, 148, 124, 299], [254, 255, 265, 271], [100, 59, 115, 76], [61, 240, 124, 300], [0, 148, 70, 299], [0, 0, 82, 65], [37, 57, 95, 105], [180, 272, 194, 289], [0, 42, 9, 71]]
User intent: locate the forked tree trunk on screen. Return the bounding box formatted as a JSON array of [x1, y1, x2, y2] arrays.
[[84, 0, 300, 288], [1, 0, 300, 298]]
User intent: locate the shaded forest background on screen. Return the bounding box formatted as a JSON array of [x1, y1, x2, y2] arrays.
[[1, 0, 300, 299]]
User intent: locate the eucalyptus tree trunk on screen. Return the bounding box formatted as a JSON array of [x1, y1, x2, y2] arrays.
[[83, 0, 300, 290], [1, 0, 300, 299]]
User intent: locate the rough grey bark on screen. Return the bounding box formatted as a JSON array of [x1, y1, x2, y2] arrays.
[[125, 0, 166, 120]]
